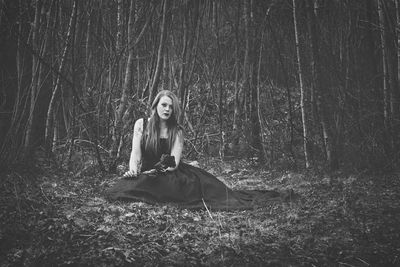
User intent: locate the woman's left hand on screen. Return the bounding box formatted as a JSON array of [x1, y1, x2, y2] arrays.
[[123, 170, 137, 178]]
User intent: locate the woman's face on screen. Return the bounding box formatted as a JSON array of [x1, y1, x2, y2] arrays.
[[156, 96, 173, 121]]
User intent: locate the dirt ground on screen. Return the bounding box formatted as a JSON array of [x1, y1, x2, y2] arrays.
[[1, 158, 399, 266]]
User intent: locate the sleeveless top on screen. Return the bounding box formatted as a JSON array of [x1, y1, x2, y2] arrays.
[[140, 118, 170, 171]]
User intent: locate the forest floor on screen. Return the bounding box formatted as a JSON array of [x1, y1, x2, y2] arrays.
[[1, 157, 400, 267]]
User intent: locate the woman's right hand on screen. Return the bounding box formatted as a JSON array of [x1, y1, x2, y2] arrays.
[[123, 170, 137, 178], [142, 169, 157, 174]]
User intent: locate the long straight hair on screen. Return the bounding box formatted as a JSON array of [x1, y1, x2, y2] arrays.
[[145, 90, 182, 155]]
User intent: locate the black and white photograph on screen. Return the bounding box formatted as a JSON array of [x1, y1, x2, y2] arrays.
[[1, 0, 399, 266]]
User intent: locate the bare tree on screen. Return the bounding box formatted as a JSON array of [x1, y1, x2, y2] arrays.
[[307, 0, 338, 170], [177, 0, 200, 124], [246, 0, 262, 161], [232, 1, 241, 148], [23, 0, 42, 158], [397, 0, 400, 93], [293, 0, 311, 168], [2, 0, 399, 171], [109, 0, 137, 170], [377, 0, 392, 153], [148, 0, 170, 106], [45, 0, 77, 152], [393, 0, 400, 151]]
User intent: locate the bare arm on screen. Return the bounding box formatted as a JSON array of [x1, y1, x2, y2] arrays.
[[124, 118, 143, 177], [166, 129, 184, 171]]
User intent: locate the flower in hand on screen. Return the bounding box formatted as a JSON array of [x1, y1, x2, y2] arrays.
[[154, 154, 176, 173]]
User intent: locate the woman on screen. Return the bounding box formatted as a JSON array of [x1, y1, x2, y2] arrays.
[[123, 90, 183, 177], [106, 90, 290, 210]]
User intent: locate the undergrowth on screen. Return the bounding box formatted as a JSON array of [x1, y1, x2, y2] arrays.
[[1, 157, 399, 266]]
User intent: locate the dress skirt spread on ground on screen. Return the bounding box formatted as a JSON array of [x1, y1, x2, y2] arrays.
[[106, 132, 293, 211]]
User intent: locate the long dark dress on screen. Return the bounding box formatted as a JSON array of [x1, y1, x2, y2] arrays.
[[106, 138, 291, 211]]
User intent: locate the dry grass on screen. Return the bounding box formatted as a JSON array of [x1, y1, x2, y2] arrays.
[[1, 158, 399, 266]]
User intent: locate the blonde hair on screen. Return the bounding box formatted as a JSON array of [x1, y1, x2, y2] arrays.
[[145, 90, 182, 155]]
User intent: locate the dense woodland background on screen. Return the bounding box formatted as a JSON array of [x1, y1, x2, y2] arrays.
[[1, 0, 399, 172], [1, 1, 400, 266]]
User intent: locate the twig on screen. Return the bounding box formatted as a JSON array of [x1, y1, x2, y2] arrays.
[[80, 234, 97, 242], [79, 234, 95, 237], [185, 138, 202, 156], [73, 139, 110, 153], [202, 198, 214, 221], [217, 212, 223, 229], [338, 262, 356, 267], [13, 180, 22, 221], [40, 185, 51, 203], [356, 257, 370, 266], [202, 198, 224, 239]]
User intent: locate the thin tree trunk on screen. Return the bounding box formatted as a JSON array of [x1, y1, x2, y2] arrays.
[[45, 0, 77, 152], [293, 0, 311, 168], [242, 0, 250, 127], [84, 1, 92, 90], [12, 0, 26, 135], [308, 0, 339, 170], [148, 0, 169, 106], [395, 0, 400, 151], [136, 52, 141, 98], [179, 0, 200, 125], [242, 0, 250, 151], [213, 1, 225, 160], [378, 0, 390, 127], [135, 1, 154, 99], [25, 0, 49, 155], [257, 27, 266, 162], [364, 0, 385, 166], [15, 0, 23, 114], [178, 2, 189, 123], [269, 22, 296, 164], [52, 112, 58, 152], [397, 0, 400, 89], [23, 0, 42, 158], [377, 0, 392, 155], [232, 1, 241, 148], [0, 0, 3, 28], [66, 97, 75, 167], [218, 76, 225, 160], [47, 0, 58, 154], [185, 0, 200, 88], [243, 0, 262, 160], [135, 0, 141, 98], [115, 0, 123, 96], [162, 49, 168, 90], [116, 0, 123, 57], [0, 0, 26, 162], [109, 0, 136, 170], [384, 1, 399, 153]]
